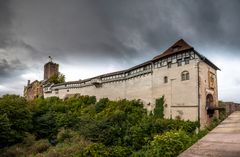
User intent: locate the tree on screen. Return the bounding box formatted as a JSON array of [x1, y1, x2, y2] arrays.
[[0, 95, 32, 147], [48, 73, 65, 84]]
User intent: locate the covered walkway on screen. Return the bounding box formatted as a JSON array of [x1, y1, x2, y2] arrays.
[[179, 111, 240, 157]]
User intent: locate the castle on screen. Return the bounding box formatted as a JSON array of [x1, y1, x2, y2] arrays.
[[25, 39, 220, 126], [24, 56, 59, 100]]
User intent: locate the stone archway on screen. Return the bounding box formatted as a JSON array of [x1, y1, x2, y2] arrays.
[[206, 94, 214, 117]]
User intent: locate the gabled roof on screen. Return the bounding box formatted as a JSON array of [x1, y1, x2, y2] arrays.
[[153, 39, 193, 60], [152, 39, 220, 70]]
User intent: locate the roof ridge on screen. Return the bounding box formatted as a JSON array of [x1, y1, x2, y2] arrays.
[[153, 39, 193, 60]]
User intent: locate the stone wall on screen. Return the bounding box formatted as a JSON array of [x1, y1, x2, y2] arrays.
[[199, 60, 219, 127], [224, 102, 240, 115]]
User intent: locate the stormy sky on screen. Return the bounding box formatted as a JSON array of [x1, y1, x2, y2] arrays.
[[0, 0, 240, 102]]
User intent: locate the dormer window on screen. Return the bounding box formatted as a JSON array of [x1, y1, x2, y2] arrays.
[[172, 45, 181, 52]]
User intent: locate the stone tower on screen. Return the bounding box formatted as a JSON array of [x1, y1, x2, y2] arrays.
[[44, 56, 59, 80]]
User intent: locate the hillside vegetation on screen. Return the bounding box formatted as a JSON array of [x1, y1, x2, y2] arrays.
[[0, 95, 220, 157]]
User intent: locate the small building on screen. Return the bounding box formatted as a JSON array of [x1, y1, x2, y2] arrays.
[[24, 80, 43, 101]]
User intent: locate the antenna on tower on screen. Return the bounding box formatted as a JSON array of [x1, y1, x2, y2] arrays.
[[49, 56, 53, 62]]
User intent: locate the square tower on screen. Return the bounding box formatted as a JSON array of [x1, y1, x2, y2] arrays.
[[44, 60, 59, 80]]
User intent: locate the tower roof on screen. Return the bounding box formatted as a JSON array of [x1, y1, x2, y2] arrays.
[[153, 39, 193, 60]]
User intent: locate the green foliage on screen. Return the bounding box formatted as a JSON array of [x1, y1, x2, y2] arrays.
[[48, 73, 65, 84], [154, 96, 164, 118], [133, 130, 192, 157], [1, 137, 50, 157], [95, 98, 109, 113], [151, 130, 191, 156], [32, 112, 57, 139], [0, 95, 32, 147], [0, 114, 12, 146], [84, 143, 110, 156], [1, 95, 204, 156], [56, 128, 78, 143]]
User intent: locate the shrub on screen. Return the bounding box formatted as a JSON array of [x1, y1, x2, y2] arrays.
[[134, 130, 192, 157], [29, 139, 50, 154], [83, 143, 110, 157], [154, 96, 165, 118], [56, 128, 78, 143], [95, 98, 109, 113], [80, 95, 96, 106]]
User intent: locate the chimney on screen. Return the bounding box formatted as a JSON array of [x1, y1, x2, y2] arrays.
[[27, 80, 30, 85]]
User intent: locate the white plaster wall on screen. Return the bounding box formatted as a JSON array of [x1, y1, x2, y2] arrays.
[[152, 59, 199, 120], [44, 56, 218, 126]]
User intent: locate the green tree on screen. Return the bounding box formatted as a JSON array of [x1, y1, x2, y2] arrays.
[[0, 95, 32, 147], [48, 73, 65, 84]]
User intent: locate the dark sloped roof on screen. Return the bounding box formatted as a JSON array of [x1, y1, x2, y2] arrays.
[[195, 51, 220, 70], [153, 39, 193, 60], [48, 39, 220, 87]]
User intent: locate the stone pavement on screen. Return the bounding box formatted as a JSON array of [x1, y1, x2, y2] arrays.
[[179, 111, 240, 157]]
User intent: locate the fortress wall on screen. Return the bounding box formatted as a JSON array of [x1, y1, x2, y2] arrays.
[[44, 58, 201, 121], [54, 80, 126, 100], [125, 73, 153, 104]]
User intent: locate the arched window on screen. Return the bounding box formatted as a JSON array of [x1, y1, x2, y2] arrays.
[[164, 76, 168, 83], [181, 71, 190, 81]]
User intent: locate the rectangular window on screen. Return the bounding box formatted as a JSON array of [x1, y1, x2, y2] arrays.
[[177, 54, 182, 59], [164, 76, 168, 83], [185, 58, 190, 64], [167, 62, 171, 68]]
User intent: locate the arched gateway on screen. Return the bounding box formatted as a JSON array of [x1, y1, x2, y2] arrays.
[[206, 94, 215, 117]]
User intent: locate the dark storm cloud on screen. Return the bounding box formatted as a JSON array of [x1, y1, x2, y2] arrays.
[[9, 0, 240, 63], [0, 0, 12, 48], [1, 0, 240, 100], [0, 58, 26, 82]]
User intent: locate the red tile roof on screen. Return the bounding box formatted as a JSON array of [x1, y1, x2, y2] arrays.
[[153, 39, 193, 60]]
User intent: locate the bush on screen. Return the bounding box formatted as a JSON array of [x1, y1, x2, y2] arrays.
[[83, 143, 110, 157], [154, 96, 165, 118], [134, 130, 192, 157], [95, 98, 109, 113], [56, 128, 78, 143], [29, 139, 50, 154]]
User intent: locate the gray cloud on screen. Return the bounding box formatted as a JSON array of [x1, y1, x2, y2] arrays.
[[0, 58, 27, 82], [1, 0, 240, 102], [0, 0, 12, 48], [9, 0, 240, 61]]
